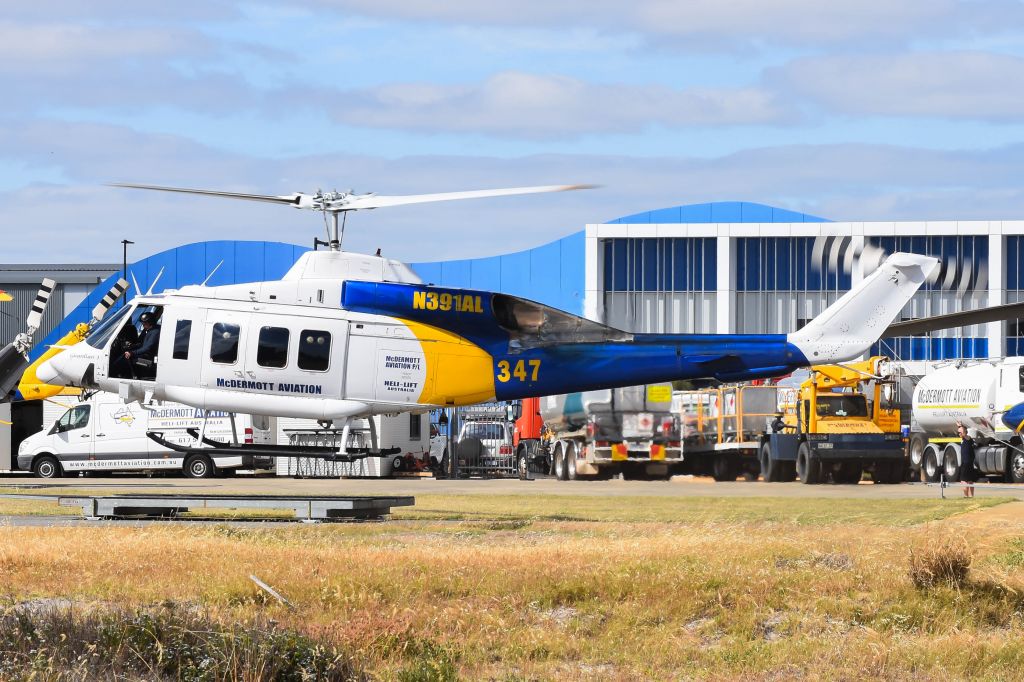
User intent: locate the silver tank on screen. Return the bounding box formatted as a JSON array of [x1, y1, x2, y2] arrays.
[[912, 361, 1024, 436], [541, 383, 674, 438]]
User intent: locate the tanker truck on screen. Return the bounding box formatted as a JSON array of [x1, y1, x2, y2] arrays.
[[540, 383, 682, 480], [910, 358, 1024, 483]]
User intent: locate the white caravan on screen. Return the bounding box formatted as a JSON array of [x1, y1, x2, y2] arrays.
[[18, 392, 273, 478]]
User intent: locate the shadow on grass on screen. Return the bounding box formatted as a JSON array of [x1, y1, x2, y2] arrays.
[[0, 602, 362, 681]]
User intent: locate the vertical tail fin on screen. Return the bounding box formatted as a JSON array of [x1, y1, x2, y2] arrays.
[[788, 252, 938, 363]]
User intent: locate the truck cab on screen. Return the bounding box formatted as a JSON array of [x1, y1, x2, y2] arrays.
[[764, 357, 905, 484]]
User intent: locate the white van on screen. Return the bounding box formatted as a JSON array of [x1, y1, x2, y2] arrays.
[[17, 392, 273, 478]]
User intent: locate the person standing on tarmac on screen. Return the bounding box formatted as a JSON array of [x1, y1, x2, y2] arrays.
[[956, 422, 976, 498]]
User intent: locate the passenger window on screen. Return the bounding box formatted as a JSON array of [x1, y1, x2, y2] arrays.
[[173, 320, 192, 360], [298, 329, 331, 371], [257, 326, 289, 368], [210, 322, 240, 364]]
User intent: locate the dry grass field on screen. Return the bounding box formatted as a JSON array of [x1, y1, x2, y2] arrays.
[[2, 494, 1024, 680]]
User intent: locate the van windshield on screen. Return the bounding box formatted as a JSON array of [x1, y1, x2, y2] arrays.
[[86, 305, 132, 349]]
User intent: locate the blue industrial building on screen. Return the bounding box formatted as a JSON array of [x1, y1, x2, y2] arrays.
[[33, 201, 1017, 364]]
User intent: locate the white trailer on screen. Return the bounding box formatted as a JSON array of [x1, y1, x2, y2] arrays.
[[910, 359, 1024, 483]]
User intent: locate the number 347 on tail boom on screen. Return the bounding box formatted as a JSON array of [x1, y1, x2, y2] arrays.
[[33, 182, 939, 445]]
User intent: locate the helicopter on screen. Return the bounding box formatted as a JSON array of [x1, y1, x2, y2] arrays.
[[33, 181, 940, 456]]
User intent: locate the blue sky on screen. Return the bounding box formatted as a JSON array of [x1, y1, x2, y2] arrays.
[[3, 0, 1024, 262]]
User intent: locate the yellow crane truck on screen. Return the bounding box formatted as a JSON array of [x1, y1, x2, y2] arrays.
[[760, 356, 905, 484]]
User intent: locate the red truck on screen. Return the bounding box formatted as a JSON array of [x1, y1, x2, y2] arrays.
[[513, 396, 551, 477]]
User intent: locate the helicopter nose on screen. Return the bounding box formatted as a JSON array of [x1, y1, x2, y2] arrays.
[[34, 358, 60, 384], [1002, 402, 1024, 433]]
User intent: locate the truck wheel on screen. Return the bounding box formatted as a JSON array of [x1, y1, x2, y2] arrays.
[[942, 444, 961, 481], [184, 454, 215, 479], [1007, 450, 1024, 484], [33, 455, 63, 479], [566, 443, 579, 481], [759, 443, 776, 482], [796, 443, 820, 484], [922, 445, 941, 482], [908, 434, 928, 473], [553, 444, 567, 481], [712, 454, 739, 482]]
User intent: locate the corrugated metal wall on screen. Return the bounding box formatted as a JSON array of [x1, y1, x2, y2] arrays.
[[0, 283, 65, 347]]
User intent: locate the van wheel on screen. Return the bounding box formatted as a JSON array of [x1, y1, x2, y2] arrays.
[[184, 454, 215, 479], [34, 455, 63, 479]]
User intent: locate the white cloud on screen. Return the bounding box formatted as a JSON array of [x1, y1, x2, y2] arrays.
[[0, 22, 208, 73], [304, 0, 1024, 47], [774, 51, 1024, 121], [3, 122, 1024, 263], [316, 71, 792, 138]]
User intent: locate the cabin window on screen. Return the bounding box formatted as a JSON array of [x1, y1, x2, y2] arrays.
[[409, 413, 421, 440], [173, 320, 192, 360], [257, 326, 289, 368], [51, 405, 90, 434], [298, 329, 331, 371], [210, 322, 240, 364]]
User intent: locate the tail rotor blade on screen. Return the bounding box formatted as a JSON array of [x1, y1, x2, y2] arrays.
[[25, 278, 55, 334], [91, 278, 129, 323]]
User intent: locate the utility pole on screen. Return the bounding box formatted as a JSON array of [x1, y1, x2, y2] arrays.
[[121, 239, 134, 306]]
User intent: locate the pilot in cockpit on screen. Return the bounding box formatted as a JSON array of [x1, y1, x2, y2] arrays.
[[111, 309, 161, 379]]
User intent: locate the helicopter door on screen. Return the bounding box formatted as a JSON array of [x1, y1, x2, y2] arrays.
[[156, 308, 205, 387], [200, 313, 250, 389]]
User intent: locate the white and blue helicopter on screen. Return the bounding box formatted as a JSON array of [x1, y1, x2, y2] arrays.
[[32, 182, 941, 460]]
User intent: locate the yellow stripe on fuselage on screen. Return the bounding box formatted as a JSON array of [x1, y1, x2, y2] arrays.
[[397, 318, 496, 406], [18, 323, 89, 401]]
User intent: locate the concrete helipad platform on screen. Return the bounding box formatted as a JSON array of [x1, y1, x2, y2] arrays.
[[53, 494, 414, 521]]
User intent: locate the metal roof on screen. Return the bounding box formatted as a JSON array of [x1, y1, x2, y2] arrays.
[[0, 263, 119, 284]]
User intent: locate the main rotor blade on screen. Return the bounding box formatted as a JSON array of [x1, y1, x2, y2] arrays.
[[25, 278, 55, 333], [91, 278, 129, 323], [337, 184, 597, 210], [884, 300, 1024, 337], [109, 183, 301, 206]]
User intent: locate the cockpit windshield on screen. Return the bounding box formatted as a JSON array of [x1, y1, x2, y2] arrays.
[[85, 305, 132, 349]]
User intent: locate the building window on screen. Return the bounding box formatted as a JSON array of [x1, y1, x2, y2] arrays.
[[172, 320, 191, 360], [298, 330, 331, 371], [257, 326, 289, 368], [601, 237, 717, 334], [409, 413, 421, 440], [210, 322, 240, 364]]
